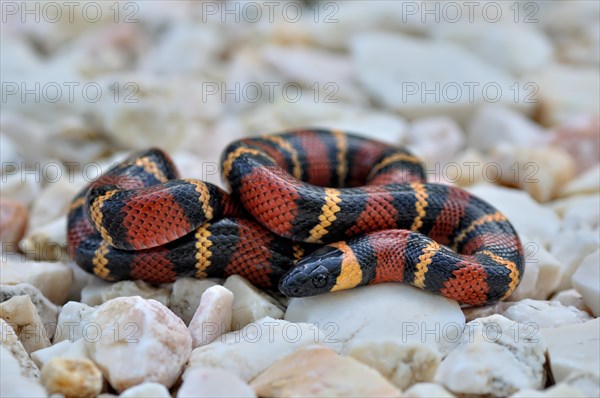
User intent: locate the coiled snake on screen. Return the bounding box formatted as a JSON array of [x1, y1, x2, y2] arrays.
[[67, 129, 524, 305]]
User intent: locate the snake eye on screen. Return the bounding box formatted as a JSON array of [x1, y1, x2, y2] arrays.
[[312, 273, 328, 288]]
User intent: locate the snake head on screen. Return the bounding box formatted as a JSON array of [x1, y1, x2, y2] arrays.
[[279, 245, 343, 297]]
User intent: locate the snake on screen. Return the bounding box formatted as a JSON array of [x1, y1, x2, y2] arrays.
[[67, 129, 524, 305]]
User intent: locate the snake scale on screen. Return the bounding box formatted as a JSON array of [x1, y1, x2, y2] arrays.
[[67, 129, 525, 305]]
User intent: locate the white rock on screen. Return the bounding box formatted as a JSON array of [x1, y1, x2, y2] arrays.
[[0, 172, 41, 207], [285, 284, 464, 355], [178, 367, 256, 398], [468, 104, 546, 150], [510, 383, 586, 398], [186, 317, 339, 382], [490, 144, 575, 202], [467, 184, 561, 247], [31, 338, 90, 368], [551, 230, 600, 291], [170, 277, 219, 325], [223, 275, 284, 330], [53, 301, 96, 343], [571, 250, 600, 317], [80, 277, 113, 306], [404, 383, 456, 398], [86, 297, 192, 392], [250, 345, 401, 397], [0, 198, 28, 246], [0, 295, 51, 353], [41, 357, 103, 398], [561, 165, 600, 197], [550, 289, 588, 312], [0, 346, 46, 398], [1, 318, 41, 379], [549, 116, 600, 175], [564, 372, 600, 398], [532, 65, 600, 126], [20, 216, 67, 261], [317, 111, 409, 146], [119, 382, 171, 398], [408, 117, 465, 164], [351, 32, 519, 124], [432, 24, 553, 75], [0, 255, 73, 304], [552, 193, 600, 232], [100, 280, 171, 307], [435, 315, 547, 397], [28, 177, 81, 229], [502, 299, 592, 328], [347, 340, 440, 390], [0, 283, 59, 339], [189, 285, 233, 348], [541, 318, 599, 382], [507, 237, 561, 301]]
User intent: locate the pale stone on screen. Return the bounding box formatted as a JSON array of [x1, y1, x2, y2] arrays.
[[571, 250, 600, 317], [462, 302, 515, 322], [502, 299, 592, 328], [0, 295, 51, 353], [550, 116, 600, 175], [86, 296, 192, 392], [31, 338, 90, 368], [119, 382, 171, 398], [532, 65, 599, 127], [467, 184, 561, 247], [100, 280, 171, 307], [347, 340, 440, 390], [561, 165, 600, 197], [510, 384, 586, 397], [0, 171, 41, 207], [351, 32, 518, 124], [490, 144, 575, 202], [27, 177, 81, 229], [80, 277, 113, 306], [170, 277, 219, 325], [440, 148, 488, 187], [189, 285, 233, 348], [541, 318, 600, 382], [53, 301, 96, 343], [223, 275, 284, 330], [552, 193, 600, 231], [317, 111, 409, 146], [41, 357, 103, 398], [251, 345, 401, 397], [186, 317, 339, 382], [0, 255, 73, 304], [1, 318, 41, 379], [0, 283, 59, 339], [564, 372, 600, 398], [19, 216, 67, 261], [0, 199, 28, 246], [435, 315, 547, 397], [408, 117, 465, 164], [551, 230, 599, 291], [286, 283, 465, 355], [550, 289, 588, 312], [178, 367, 256, 398], [0, 346, 46, 397], [404, 383, 456, 398]]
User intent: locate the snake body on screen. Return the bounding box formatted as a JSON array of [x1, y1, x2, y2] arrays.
[[67, 130, 524, 305]]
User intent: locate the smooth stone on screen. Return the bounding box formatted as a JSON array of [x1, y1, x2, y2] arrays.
[[119, 382, 171, 398], [467, 185, 561, 247], [0, 171, 41, 206], [189, 285, 233, 348], [186, 317, 339, 382], [0, 295, 51, 353], [551, 193, 600, 231], [571, 250, 600, 316], [541, 318, 599, 382], [0, 346, 46, 397], [27, 177, 81, 230], [41, 357, 103, 398], [80, 277, 113, 306], [435, 315, 547, 397], [0, 256, 73, 304], [502, 299, 592, 328], [564, 372, 600, 398], [53, 301, 96, 343], [347, 340, 440, 390], [551, 230, 599, 291], [407, 117, 465, 164], [317, 111, 409, 146], [1, 318, 41, 379], [510, 383, 586, 397], [560, 165, 600, 197], [0, 283, 59, 339], [285, 284, 465, 355], [100, 280, 171, 307], [19, 216, 67, 261], [86, 297, 192, 392], [178, 367, 256, 398], [250, 345, 401, 397], [404, 383, 456, 398], [462, 302, 515, 322], [223, 275, 284, 330], [550, 289, 588, 312], [170, 278, 219, 325], [550, 116, 600, 175], [31, 338, 90, 368], [351, 32, 518, 124], [0, 199, 28, 246]]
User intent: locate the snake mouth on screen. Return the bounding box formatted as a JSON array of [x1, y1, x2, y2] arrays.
[[279, 246, 343, 297]]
